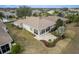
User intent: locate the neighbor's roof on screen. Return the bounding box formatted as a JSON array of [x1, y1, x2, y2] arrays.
[[43, 16, 68, 22], [32, 10, 42, 15], [3, 11, 16, 16], [0, 21, 13, 45], [14, 16, 68, 30]]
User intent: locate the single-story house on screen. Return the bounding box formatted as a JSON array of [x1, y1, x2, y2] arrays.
[[32, 10, 42, 16], [2, 18, 8, 22], [0, 21, 13, 54], [2, 18, 16, 23], [14, 17, 54, 37], [3, 11, 16, 18], [1, 11, 17, 20], [13, 16, 68, 38]]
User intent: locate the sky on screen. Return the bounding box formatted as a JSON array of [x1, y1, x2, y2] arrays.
[[0, 5, 79, 8]]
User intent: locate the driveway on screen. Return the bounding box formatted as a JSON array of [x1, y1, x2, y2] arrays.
[[34, 33, 57, 41]]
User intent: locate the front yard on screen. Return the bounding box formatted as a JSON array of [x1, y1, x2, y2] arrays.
[[6, 23, 72, 54]]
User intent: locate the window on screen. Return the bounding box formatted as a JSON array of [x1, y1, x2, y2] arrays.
[[6, 44, 10, 51], [34, 29, 38, 35], [0, 50, 1, 54], [46, 27, 50, 32], [40, 29, 45, 35], [1, 44, 10, 53]]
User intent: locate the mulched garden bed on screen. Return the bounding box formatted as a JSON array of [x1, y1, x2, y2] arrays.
[[40, 35, 65, 48]]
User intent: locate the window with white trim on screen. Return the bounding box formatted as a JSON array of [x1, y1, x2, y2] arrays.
[[40, 29, 45, 35], [1, 44, 10, 53], [46, 27, 50, 32], [34, 29, 38, 35], [0, 50, 1, 54]]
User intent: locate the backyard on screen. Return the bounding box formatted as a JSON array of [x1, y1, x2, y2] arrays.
[[6, 23, 47, 53], [6, 22, 73, 54], [61, 23, 79, 54]]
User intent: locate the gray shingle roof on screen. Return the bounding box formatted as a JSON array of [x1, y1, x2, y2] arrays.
[[14, 16, 68, 30], [14, 16, 54, 30], [0, 22, 13, 45]]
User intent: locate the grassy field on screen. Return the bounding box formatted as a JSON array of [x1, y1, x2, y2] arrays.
[[61, 23, 79, 54]]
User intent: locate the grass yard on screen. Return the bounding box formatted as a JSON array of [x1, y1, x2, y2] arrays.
[[61, 23, 79, 54]]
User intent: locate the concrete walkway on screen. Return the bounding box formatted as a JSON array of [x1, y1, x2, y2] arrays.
[[34, 33, 57, 41]]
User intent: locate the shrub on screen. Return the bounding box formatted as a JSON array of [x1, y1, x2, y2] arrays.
[[66, 20, 72, 24], [47, 38, 61, 47], [61, 34, 65, 39], [11, 43, 21, 54], [0, 12, 4, 19], [8, 15, 14, 19], [51, 31, 59, 36], [47, 39, 54, 47]]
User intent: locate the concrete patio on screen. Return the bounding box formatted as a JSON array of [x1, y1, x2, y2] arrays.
[[34, 33, 57, 41]]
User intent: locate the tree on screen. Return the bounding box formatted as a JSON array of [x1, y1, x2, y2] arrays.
[[67, 14, 79, 24], [54, 11, 59, 14], [11, 43, 21, 54], [16, 6, 32, 18], [66, 14, 75, 23], [0, 12, 4, 19], [55, 19, 64, 28], [74, 16, 79, 26], [39, 13, 49, 17], [56, 26, 65, 37], [8, 15, 16, 19], [62, 8, 68, 11], [57, 12, 64, 17], [33, 13, 38, 17]]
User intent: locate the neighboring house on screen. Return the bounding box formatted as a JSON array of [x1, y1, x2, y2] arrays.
[[68, 8, 79, 12], [2, 18, 8, 22], [2, 18, 16, 23], [3, 11, 16, 18], [0, 21, 13, 54], [13, 16, 68, 38], [32, 10, 42, 16]]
